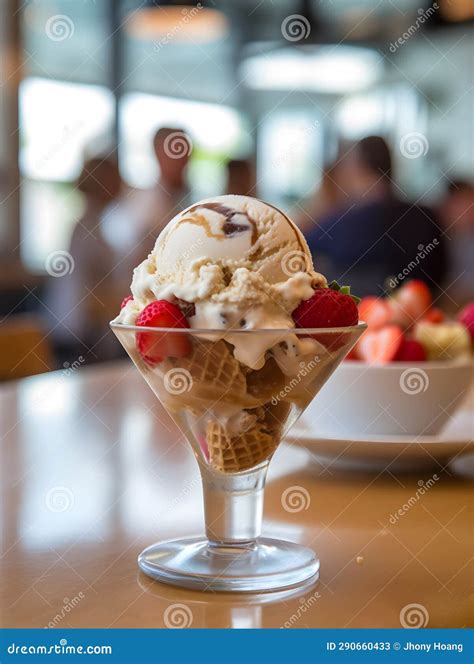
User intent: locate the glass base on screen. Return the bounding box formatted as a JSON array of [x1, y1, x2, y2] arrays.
[[138, 537, 319, 593]]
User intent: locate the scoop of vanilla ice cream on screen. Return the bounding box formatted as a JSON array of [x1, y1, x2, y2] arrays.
[[115, 195, 326, 368]]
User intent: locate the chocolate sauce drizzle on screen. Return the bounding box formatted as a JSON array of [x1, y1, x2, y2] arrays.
[[186, 202, 258, 245]]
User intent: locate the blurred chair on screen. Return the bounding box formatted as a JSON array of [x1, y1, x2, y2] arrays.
[[0, 315, 53, 380]]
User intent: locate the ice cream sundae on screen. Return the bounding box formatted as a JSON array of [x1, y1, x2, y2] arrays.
[[112, 195, 360, 473], [111, 195, 365, 592]]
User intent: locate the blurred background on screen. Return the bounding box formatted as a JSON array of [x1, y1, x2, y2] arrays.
[[0, 0, 473, 378]]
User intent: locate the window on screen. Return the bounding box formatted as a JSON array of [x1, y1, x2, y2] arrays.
[[19, 78, 115, 269], [119, 92, 251, 196]]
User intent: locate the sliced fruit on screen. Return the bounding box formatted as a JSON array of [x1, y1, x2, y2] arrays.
[[358, 296, 392, 329], [458, 302, 474, 341], [421, 307, 445, 324], [414, 321, 471, 361], [390, 280, 432, 327], [356, 325, 404, 364], [394, 338, 427, 362], [136, 300, 191, 365]]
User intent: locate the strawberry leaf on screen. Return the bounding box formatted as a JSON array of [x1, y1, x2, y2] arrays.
[[328, 280, 360, 305]]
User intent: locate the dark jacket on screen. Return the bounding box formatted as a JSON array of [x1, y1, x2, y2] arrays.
[[306, 197, 447, 296]]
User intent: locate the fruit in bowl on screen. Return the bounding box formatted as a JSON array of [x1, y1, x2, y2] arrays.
[[352, 280, 472, 364], [308, 280, 473, 436]]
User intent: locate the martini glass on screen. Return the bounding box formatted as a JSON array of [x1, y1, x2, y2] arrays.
[[111, 322, 366, 592]]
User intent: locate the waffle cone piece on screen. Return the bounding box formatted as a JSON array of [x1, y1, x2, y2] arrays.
[[206, 400, 291, 473], [207, 419, 277, 473], [163, 339, 258, 411], [246, 357, 287, 405]]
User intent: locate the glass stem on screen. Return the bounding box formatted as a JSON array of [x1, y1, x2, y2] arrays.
[[200, 464, 268, 545]]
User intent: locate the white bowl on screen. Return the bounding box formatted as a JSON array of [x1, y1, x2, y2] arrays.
[[307, 360, 473, 436]]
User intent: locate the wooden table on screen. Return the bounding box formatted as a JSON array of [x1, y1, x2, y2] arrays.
[[1, 362, 472, 629]]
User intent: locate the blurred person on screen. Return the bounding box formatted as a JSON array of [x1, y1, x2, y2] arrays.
[[305, 136, 447, 296], [439, 180, 474, 305], [294, 164, 343, 234], [46, 157, 123, 363], [226, 158, 256, 196], [102, 127, 192, 287]]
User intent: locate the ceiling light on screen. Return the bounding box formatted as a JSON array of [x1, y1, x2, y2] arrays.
[[241, 46, 383, 94], [125, 5, 228, 43]]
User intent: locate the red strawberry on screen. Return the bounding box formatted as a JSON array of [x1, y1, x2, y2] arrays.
[[394, 338, 427, 362], [421, 307, 444, 324], [293, 288, 359, 328], [458, 302, 474, 341], [121, 295, 133, 309], [136, 300, 191, 365], [293, 287, 358, 352], [390, 280, 432, 327], [356, 325, 403, 364], [358, 296, 392, 329]]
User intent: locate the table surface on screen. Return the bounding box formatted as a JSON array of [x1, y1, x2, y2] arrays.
[[1, 362, 472, 629]]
